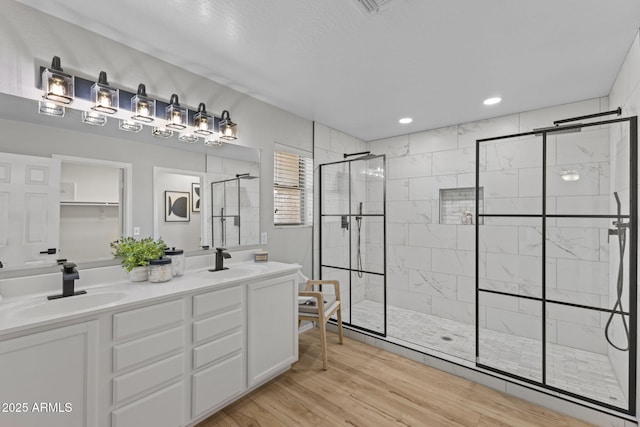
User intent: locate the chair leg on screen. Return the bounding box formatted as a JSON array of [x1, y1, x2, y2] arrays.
[[336, 307, 344, 344], [319, 320, 328, 370]]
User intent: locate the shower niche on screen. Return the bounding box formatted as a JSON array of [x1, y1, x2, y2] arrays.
[[439, 187, 484, 225]]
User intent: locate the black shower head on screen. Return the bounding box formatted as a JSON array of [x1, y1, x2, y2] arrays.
[[236, 173, 258, 179]]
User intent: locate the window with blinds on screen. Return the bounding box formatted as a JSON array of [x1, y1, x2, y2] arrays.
[[274, 149, 313, 225]]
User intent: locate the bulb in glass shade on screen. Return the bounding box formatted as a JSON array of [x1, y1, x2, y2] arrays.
[[98, 90, 111, 107], [138, 102, 149, 117], [50, 77, 66, 96]]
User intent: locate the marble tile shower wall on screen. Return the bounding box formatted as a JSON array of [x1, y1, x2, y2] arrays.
[[368, 96, 614, 355]]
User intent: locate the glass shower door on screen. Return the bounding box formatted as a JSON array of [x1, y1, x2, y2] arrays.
[[319, 155, 386, 336], [475, 116, 637, 415]]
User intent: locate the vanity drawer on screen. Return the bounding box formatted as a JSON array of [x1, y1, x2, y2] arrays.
[[113, 326, 184, 373], [193, 285, 242, 317], [192, 352, 244, 418], [193, 330, 242, 369], [113, 353, 184, 404], [112, 381, 183, 427], [193, 308, 242, 344], [113, 299, 184, 341]]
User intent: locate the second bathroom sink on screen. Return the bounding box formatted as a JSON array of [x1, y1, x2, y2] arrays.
[[12, 291, 128, 319]]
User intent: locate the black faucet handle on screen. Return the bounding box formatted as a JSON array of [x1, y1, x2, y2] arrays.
[[216, 247, 228, 253], [62, 262, 77, 272]]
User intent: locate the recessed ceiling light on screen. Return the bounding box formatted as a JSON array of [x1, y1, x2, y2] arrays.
[[399, 117, 413, 124], [483, 97, 502, 105]]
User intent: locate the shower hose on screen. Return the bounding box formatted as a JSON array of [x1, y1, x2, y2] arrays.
[[604, 225, 630, 352]]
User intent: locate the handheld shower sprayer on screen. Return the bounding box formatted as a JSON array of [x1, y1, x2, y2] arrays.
[[605, 191, 630, 351]]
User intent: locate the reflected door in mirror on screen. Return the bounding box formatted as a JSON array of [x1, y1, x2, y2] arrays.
[[0, 153, 61, 268]]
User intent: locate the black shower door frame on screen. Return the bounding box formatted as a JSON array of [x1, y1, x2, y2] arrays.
[[475, 116, 637, 415], [319, 155, 387, 337]]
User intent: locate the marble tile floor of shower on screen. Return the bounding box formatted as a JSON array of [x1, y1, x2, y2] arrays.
[[349, 299, 627, 408]]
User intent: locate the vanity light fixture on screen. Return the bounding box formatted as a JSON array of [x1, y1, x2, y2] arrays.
[[179, 131, 199, 143], [219, 110, 237, 141], [38, 100, 65, 117], [131, 83, 155, 123], [561, 169, 580, 182], [166, 94, 187, 130], [152, 125, 173, 138], [193, 103, 214, 136], [91, 71, 118, 114], [82, 110, 107, 126], [41, 56, 74, 105], [119, 119, 143, 133]]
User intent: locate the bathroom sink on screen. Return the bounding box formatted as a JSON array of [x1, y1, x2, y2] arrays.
[[207, 263, 268, 276], [13, 291, 128, 319]]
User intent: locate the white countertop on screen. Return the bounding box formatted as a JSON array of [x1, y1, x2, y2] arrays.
[[0, 261, 301, 336]]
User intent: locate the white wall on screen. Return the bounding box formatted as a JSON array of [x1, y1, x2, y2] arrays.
[[0, 1, 314, 275]]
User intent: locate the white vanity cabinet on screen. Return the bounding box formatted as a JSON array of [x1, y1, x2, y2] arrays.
[[0, 263, 300, 427], [191, 285, 245, 419], [0, 321, 98, 427], [110, 299, 186, 427], [247, 274, 298, 388]]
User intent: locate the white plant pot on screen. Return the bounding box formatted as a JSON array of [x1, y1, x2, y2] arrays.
[[128, 266, 148, 282]]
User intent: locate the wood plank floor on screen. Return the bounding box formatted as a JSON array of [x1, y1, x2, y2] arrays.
[[198, 328, 593, 426]]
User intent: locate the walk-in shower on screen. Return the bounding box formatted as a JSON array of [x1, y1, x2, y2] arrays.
[[475, 110, 637, 414], [319, 111, 637, 415]]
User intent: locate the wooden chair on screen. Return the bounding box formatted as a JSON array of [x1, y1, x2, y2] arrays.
[[298, 280, 344, 369]]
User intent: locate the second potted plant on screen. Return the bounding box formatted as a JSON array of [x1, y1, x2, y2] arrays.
[[110, 236, 166, 282]]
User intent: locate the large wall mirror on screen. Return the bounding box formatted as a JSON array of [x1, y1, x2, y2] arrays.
[[0, 92, 260, 273]]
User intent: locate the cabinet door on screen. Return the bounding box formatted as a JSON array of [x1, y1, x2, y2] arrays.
[[246, 274, 298, 388], [0, 321, 98, 427]]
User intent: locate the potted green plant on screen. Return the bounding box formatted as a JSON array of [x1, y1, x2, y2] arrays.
[[110, 236, 166, 281]]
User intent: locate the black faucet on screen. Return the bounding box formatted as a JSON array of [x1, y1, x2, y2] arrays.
[[211, 247, 231, 271], [47, 262, 87, 300]]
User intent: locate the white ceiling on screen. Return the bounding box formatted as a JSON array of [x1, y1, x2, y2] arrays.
[[16, 0, 640, 141]]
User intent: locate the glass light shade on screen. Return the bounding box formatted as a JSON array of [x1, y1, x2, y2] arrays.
[[219, 110, 237, 141], [204, 137, 223, 147], [152, 126, 173, 138], [166, 94, 187, 130], [179, 131, 199, 143], [194, 103, 213, 136], [38, 100, 65, 117], [91, 71, 118, 114], [82, 110, 107, 126], [41, 56, 73, 105], [119, 119, 142, 133], [131, 83, 155, 123]]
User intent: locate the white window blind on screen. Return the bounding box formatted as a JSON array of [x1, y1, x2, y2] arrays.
[[274, 149, 313, 225]]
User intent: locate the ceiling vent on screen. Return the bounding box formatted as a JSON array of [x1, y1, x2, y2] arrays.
[[353, 0, 392, 14]]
